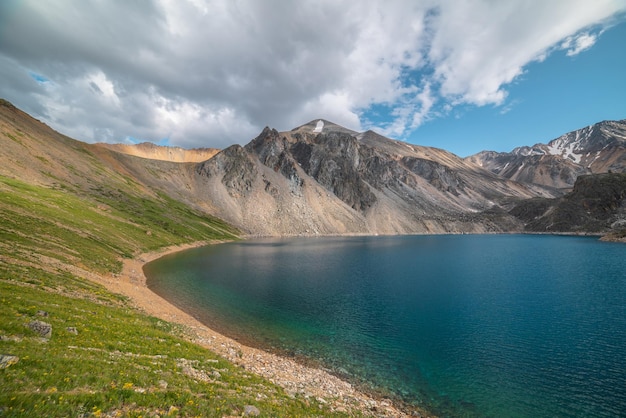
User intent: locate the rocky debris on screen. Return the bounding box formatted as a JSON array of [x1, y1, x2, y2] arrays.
[[196, 145, 257, 198], [189, 333, 424, 417], [176, 358, 224, 384], [0, 354, 19, 369], [243, 405, 261, 416], [600, 230, 626, 242], [158, 380, 168, 390], [67, 327, 79, 335], [28, 320, 52, 339], [231, 349, 415, 417]]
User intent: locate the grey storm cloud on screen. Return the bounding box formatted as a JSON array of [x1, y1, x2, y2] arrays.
[[0, 0, 624, 148]]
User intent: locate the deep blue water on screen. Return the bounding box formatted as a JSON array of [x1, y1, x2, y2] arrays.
[[144, 235, 626, 417]]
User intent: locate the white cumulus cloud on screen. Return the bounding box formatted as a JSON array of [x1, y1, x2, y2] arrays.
[[0, 0, 624, 148]]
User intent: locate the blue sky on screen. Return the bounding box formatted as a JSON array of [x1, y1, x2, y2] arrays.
[[0, 1, 625, 156], [403, 21, 626, 156]]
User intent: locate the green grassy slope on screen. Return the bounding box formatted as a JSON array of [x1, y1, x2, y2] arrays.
[[0, 176, 238, 274], [1, 280, 327, 417], [0, 100, 351, 416]]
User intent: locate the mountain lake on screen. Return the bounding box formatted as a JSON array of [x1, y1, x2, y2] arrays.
[[144, 234, 626, 417]]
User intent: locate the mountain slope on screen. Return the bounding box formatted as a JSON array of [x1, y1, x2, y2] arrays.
[[0, 98, 239, 252], [468, 120, 626, 189]]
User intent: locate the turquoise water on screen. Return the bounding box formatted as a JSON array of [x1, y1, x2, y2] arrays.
[[145, 235, 626, 417]]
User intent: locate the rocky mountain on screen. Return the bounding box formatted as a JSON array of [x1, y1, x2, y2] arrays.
[[1, 100, 563, 236], [178, 119, 556, 235], [3, 97, 625, 242], [467, 120, 626, 189]]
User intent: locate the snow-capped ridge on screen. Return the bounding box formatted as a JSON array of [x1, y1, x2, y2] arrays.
[[467, 118, 626, 189]]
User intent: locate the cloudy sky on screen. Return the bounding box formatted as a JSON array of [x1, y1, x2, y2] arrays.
[[1, 0, 625, 156]]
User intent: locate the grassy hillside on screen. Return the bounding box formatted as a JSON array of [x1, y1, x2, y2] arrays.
[[0, 101, 352, 416], [0, 176, 237, 273], [0, 176, 352, 417]]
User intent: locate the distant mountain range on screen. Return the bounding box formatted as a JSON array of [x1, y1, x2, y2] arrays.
[[467, 119, 626, 189], [1, 99, 625, 238]]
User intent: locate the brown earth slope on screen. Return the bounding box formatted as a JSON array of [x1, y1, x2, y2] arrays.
[[97, 142, 219, 163]]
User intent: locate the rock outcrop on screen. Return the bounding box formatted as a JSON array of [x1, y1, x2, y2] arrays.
[[510, 173, 626, 233], [0, 354, 19, 369]]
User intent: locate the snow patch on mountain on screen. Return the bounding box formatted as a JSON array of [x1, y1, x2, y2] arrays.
[[313, 120, 324, 133], [544, 127, 595, 164]]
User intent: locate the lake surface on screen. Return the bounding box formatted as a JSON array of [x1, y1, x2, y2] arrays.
[[145, 235, 626, 417]]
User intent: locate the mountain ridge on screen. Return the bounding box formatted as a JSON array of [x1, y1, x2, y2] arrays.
[[467, 119, 626, 189], [2, 99, 625, 238], [181, 119, 556, 235], [96, 142, 220, 163]]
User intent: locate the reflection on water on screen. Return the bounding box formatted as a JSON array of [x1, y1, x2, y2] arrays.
[[145, 235, 626, 417]]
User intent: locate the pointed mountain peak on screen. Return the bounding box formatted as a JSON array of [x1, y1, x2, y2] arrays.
[[291, 119, 358, 136]]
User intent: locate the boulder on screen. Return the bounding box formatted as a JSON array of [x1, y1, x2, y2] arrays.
[[0, 354, 19, 369], [243, 405, 261, 416], [28, 320, 52, 339]]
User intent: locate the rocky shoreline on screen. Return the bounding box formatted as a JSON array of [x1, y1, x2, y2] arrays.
[[88, 241, 432, 418]]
